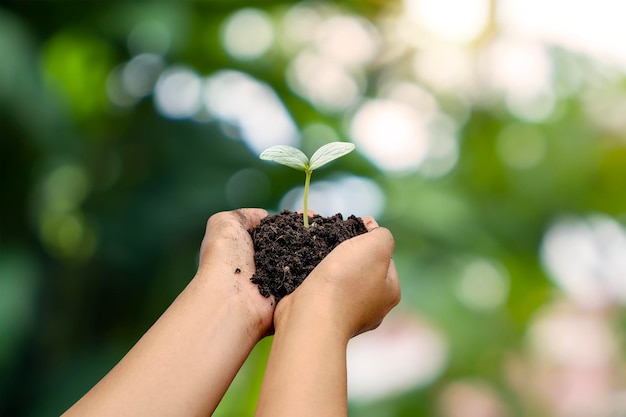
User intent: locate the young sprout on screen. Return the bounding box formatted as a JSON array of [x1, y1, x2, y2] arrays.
[[260, 142, 356, 228]]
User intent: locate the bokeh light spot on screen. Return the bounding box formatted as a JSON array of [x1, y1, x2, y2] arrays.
[[314, 15, 380, 67], [42, 164, 90, 212], [106, 64, 137, 108], [481, 37, 555, 122], [221, 8, 275, 61], [0, 12, 33, 101], [419, 114, 459, 178], [0, 250, 38, 370], [499, 0, 626, 70], [520, 301, 625, 417], [413, 46, 475, 95], [122, 53, 164, 99], [382, 81, 438, 115], [300, 122, 341, 155], [404, 0, 490, 44], [456, 259, 509, 311], [279, 175, 385, 219], [40, 211, 97, 261], [540, 214, 626, 309], [154, 66, 202, 119], [438, 379, 511, 417], [349, 99, 429, 173], [287, 51, 360, 113], [496, 124, 546, 170], [482, 37, 551, 97], [280, 3, 323, 52], [43, 32, 114, 118], [583, 85, 626, 132], [506, 90, 556, 123], [203, 70, 299, 153], [528, 303, 618, 367], [347, 313, 448, 401]]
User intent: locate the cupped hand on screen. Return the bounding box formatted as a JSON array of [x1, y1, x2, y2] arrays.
[[275, 216, 400, 339], [197, 208, 275, 338]]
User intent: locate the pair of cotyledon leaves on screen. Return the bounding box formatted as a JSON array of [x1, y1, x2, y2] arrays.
[[260, 142, 355, 172]]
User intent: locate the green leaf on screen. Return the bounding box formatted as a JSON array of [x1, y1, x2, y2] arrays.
[[260, 145, 309, 171], [309, 142, 355, 171]]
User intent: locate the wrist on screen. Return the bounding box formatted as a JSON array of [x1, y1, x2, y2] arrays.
[[190, 270, 270, 343], [274, 293, 351, 345]]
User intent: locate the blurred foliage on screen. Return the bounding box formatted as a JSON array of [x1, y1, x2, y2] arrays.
[[1, 1, 625, 417]]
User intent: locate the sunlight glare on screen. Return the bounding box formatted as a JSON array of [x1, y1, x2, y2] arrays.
[[349, 99, 430, 173], [404, 0, 490, 44], [499, 0, 626, 70]]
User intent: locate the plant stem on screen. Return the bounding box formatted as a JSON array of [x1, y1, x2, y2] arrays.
[[303, 169, 311, 228]]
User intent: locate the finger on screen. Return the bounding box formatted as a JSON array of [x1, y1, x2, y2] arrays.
[[232, 208, 269, 230], [365, 226, 396, 257], [201, 209, 267, 256], [387, 258, 401, 306], [361, 216, 379, 232], [337, 226, 395, 272]]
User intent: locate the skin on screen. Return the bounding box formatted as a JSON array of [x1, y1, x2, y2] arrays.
[[62, 209, 400, 417], [255, 216, 401, 417], [62, 208, 274, 417]]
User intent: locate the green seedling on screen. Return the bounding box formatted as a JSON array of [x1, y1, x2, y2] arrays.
[[260, 142, 356, 228]]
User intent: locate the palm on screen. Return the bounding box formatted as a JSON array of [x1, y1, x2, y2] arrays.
[[199, 209, 275, 336]]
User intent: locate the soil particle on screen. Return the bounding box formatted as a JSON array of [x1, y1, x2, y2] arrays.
[[250, 210, 367, 303]]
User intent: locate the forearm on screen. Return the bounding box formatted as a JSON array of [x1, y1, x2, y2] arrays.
[[63, 270, 263, 417], [256, 220, 399, 417], [255, 307, 350, 417]]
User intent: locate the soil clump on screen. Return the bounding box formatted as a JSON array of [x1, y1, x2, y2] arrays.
[[250, 210, 367, 303]]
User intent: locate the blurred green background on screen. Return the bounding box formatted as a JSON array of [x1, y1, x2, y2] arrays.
[[1, 1, 625, 416]]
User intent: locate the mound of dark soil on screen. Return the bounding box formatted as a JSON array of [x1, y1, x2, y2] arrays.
[[250, 210, 367, 303]]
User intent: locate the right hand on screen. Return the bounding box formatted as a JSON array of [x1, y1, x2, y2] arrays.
[[274, 216, 400, 339], [197, 208, 275, 339]]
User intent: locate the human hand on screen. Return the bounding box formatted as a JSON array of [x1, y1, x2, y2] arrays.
[[274, 216, 400, 340], [62, 209, 275, 417], [196, 208, 275, 339]]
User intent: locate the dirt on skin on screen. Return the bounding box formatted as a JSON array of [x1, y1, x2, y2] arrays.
[[250, 210, 367, 304]]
